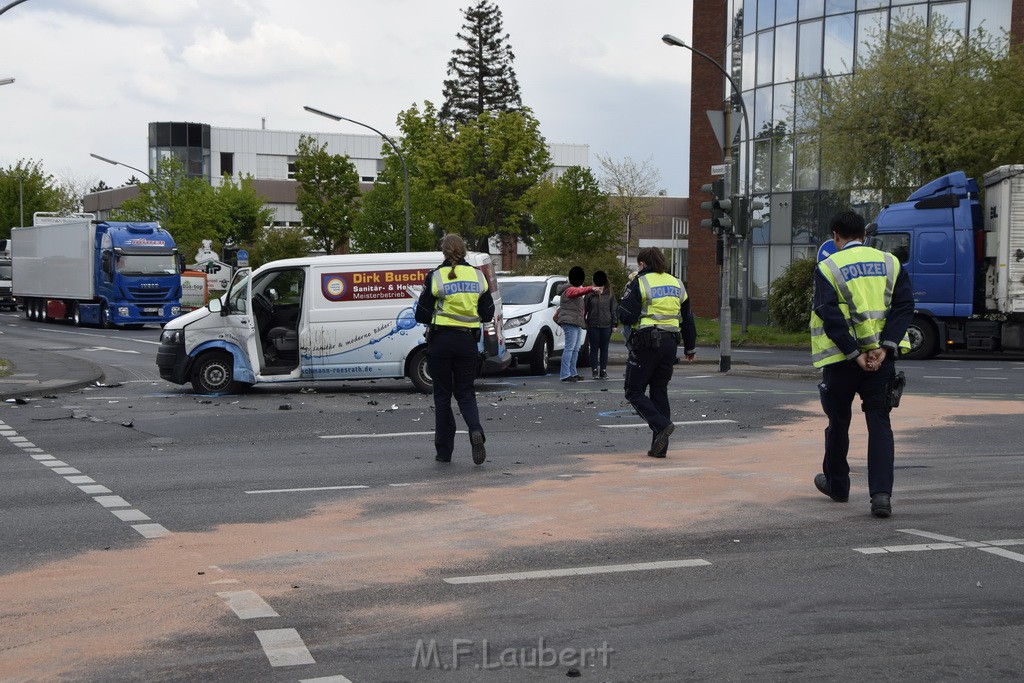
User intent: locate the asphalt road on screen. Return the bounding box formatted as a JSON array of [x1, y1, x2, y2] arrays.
[[1, 313, 1023, 681]]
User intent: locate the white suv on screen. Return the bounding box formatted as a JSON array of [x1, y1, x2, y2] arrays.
[[498, 275, 568, 374]]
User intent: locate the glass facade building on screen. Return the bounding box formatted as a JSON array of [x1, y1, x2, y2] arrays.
[[722, 0, 1013, 320]]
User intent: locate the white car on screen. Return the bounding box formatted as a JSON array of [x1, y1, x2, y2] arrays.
[[499, 275, 583, 374]]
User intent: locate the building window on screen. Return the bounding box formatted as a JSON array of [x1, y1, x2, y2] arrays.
[[220, 152, 234, 178], [823, 13, 856, 75], [288, 158, 298, 180], [798, 19, 824, 77], [673, 217, 688, 238], [757, 30, 775, 85]]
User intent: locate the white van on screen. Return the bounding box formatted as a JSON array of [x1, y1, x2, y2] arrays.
[[156, 251, 509, 394]]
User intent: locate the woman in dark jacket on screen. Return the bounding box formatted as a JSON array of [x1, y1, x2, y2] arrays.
[[585, 270, 618, 379], [555, 266, 599, 382]]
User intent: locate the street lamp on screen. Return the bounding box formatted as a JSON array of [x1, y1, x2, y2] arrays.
[[90, 152, 166, 222], [663, 32, 755, 371], [303, 105, 411, 252], [0, 77, 13, 86]]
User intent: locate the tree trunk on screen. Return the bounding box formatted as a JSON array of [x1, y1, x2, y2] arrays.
[[500, 233, 517, 271]]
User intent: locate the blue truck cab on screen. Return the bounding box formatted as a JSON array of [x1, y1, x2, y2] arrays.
[[93, 222, 183, 326], [869, 167, 1024, 358]]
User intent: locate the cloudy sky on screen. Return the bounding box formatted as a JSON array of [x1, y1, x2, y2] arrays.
[[0, 0, 694, 197]]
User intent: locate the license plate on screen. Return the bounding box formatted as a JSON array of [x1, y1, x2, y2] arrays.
[[144, 307, 162, 313]]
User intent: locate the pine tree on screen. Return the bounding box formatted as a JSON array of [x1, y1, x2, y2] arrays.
[[440, 0, 523, 126]]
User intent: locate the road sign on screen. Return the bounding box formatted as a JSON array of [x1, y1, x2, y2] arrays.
[[710, 164, 728, 176]]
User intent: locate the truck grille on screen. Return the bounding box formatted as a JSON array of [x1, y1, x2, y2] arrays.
[[128, 285, 174, 301]]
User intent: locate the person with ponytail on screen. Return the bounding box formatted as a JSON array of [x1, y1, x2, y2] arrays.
[[414, 234, 495, 465], [584, 270, 618, 379]]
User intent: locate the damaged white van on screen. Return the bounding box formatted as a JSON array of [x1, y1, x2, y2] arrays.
[[156, 251, 509, 394]]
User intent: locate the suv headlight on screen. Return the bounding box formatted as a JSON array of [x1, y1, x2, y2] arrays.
[[503, 313, 532, 330], [160, 328, 184, 345]]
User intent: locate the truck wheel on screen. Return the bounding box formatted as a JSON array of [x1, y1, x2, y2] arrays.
[[24, 299, 33, 320], [99, 306, 111, 329], [528, 333, 551, 375], [903, 315, 938, 360], [71, 303, 82, 327], [408, 347, 433, 394], [191, 351, 235, 394]]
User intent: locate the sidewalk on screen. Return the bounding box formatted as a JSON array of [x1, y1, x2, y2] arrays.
[[0, 345, 105, 402], [601, 339, 818, 380]]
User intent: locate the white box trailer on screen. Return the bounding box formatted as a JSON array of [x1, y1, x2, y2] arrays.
[[157, 250, 510, 394], [11, 219, 95, 299]]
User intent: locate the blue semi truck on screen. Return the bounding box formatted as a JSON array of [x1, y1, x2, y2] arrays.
[[868, 165, 1024, 359], [12, 213, 182, 328]]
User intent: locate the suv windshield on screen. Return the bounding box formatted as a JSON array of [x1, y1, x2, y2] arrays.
[[498, 281, 546, 305]]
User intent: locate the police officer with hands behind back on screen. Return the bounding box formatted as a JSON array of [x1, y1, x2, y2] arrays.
[[415, 234, 494, 466], [811, 210, 914, 517], [618, 246, 697, 458]]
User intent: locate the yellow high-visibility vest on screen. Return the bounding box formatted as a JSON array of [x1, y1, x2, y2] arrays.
[[637, 272, 686, 332], [431, 265, 488, 329]]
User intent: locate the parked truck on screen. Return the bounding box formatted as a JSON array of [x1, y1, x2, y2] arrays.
[[0, 238, 15, 311], [868, 164, 1024, 359], [12, 213, 182, 327]]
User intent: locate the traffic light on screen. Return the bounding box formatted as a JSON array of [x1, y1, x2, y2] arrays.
[[699, 178, 733, 233], [731, 196, 766, 237]]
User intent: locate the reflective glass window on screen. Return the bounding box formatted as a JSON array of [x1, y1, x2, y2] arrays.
[[797, 19, 823, 77], [758, 0, 776, 31], [799, 0, 824, 18], [743, 34, 756, 91], [751, 247, 769, 297], [794, 79, 820, 132], [931, 2, 967, 34], [773, 82, 795, 133], [823, 13, 855, 75], [857, 0, 886, 9], [856, 10, 888, 68], [754, 87, 773, 138], [772, 135, 795, 192], [795, 135, 820, 189], [775, 23, 798, 82], [777, 0, 798, 24], [969, 0, 1012, 53], [892, 4, 927, 24], [792, 191, 821, 244], [825, 0, 855, 14], [754, 138, 772, 192], [757, 30, 775, 85]]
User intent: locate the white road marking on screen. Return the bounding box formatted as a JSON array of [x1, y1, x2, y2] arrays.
[[30, 453, 54, 460], [988, 539, 1024, 546], [83, 346, 141, 354], [0, 430, 17, 436], [93, 495, 131, 508], [41, 460, 70, 468], [319, 430, 459, 439], [639, 467, 709, 474], [112, 509, 151, 522], [255, 628, 316, 667], [245, 485, 369, 494], [78, 484, 112, 494], [218, 590, 281, 619], [131, 523, 170, 538], [52, 467, 81, 475], [923, 376, 962, 379], [301, 676, 354, 683], [599, 419, 736, 429], [444, 558, 711, 584], [64, 475, 96, 484], [208, 579, 240, 585], [978, 547, 1024, 563], [898, 528, 965, 542], [7, 436, 27, 442]]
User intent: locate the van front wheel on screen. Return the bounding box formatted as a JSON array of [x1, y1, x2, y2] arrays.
[[192, 351, 236, 394], [408, 347, 433, 394]]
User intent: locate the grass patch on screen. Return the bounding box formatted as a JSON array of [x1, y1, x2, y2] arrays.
[[0, 358, 10, 378]]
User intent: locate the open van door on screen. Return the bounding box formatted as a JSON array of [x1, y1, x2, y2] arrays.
[[220, 267, 263, 374]]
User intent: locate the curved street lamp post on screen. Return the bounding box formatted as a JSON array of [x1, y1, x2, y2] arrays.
[[90, 153, 167, 222], [663, 32, 756, 371], [303, 105, 411, 252]]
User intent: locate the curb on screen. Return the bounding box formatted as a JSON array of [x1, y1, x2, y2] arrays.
[[0, 359, 106, 402]]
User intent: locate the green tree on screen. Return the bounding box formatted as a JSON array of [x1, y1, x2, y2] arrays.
[[114, 156, 230, 259], [0, 159, 69, 236], [531, 166, 622, 259], [440, 0, 522, 126], [90, 180, 111, 193], [293, 134, 361, 254], [217, 174, 275, 248], [804, 16, 1024, 203], [767, 257, 816, 332], [250, 225, 310, 267]]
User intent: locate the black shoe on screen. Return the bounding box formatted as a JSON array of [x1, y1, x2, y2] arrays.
[[871, 492, 892, 518], [435, 454, 451, 463], [470, 430, 486, 465], [646, 449, 667, 458], [651, 423, 675, 456], [592, 369, 600, 379], [560, 376, 578, 383], [600, 369, 608, 379], [574, 374, 585, 381], [814, 473, 848, 503]]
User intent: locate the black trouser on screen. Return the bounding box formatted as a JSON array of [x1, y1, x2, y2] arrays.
[[589, 326, 612, 371], [427, 327, 482, 459], [624, 333, 678, 451], [819, 356, 896, 498]]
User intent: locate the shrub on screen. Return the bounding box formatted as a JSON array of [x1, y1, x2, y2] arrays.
[[768, 257, 816, 333]]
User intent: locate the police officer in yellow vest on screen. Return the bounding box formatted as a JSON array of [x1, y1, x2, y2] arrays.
[[415, 234, 494, 465], [811, 211, 914, 517], [618, 247, 697, 458]]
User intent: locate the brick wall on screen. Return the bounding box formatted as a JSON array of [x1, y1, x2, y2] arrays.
[[687, 1, 728, 318]]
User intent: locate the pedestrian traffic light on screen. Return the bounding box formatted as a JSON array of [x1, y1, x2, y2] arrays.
[[699, 178, 732, 233]]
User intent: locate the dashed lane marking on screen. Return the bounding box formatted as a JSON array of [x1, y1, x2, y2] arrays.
[[217, 590, 281, 619], [301, 676, 355, 683], [444, 558, 711, 584], [254, 628, 316, 667]]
